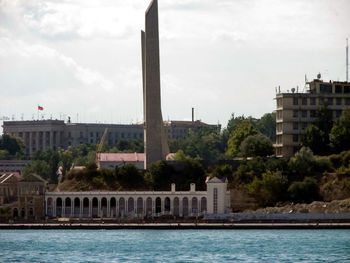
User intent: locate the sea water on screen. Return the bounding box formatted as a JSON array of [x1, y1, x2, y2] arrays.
[[0, 230, 349, 262]]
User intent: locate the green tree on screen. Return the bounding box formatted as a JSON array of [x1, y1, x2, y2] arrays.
[[146, 161, 174, 190], [116, 163, 144, 189], [330, 109, 350, 153], [287, 176, 320, 203], [226, 120, 259, 157], [288, 147, 315, 179], [302, 125, 327, 155], [33, 149, 60, 183], [59, 149, 73, 178], [256, 112, 276, 141], [247, 170, 288, 206], [0, 150, 10, 160], [0, 134, 24, 157], [239, 134, 274, 157], [22, 160, 51, 181]]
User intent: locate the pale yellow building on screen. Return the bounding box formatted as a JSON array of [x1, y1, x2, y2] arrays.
[[275, 79, 350, 157]]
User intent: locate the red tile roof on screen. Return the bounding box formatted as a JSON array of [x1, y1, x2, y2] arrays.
[[97, 153, 175, 162]]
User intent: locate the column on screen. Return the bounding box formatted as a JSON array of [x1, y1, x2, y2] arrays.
[[71, 198, 74, 217], [80, 199, 83, 218], [62, 199, 65, 217], [53, 200, 56, 217], [49, 131, 53, 149], [170, 197, 174, 216], [43, 131, 46, 149], [36, 132, 39, 151], [29, 132, 33, 155], [107, 199, 110, 218], [179, 198, 183, 217], [152, 199, 155, 215], [45, 198, 48, 215], [98, 198, 101, 217], [189, 198, 192, 216], [89, 199, 92, 217]]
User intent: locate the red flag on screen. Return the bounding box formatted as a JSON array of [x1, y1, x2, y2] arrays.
[[38, 106, 44, 111]]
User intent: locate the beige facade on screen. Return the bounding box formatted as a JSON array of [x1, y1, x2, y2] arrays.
[[275, 79, 350, 157]]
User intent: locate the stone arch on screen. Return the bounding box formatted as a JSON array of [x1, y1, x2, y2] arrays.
[[183, 197, 189, 217], [119, 197, 125, 217], [164, 197, 170, 213], [47, 198, 53, 217], [56, 197, 62, 217], [101, 197, 107, 217], [13, 208, 18, 218], [137, 197, 143, 215], [155, 197, 161, 214], [74, 197, 80, 217], [173, 197, 179, 217], [92, 197, 98, 217], [110, 197, 116, 217], [83, 198, 89, 217], [192, 197, 198, 214], [128, 197, 134, 215], [146, 197, 152, 216], [200, 197, 207, 213], [65, 197, 72, 217]]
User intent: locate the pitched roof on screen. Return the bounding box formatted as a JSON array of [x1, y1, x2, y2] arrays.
[[97, 153, 175, 162], [205, 176, 228, 183], [19, 173, 46, 183]]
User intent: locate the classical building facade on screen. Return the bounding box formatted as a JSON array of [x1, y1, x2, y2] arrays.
[[45, 177, 230, 219], [2, 120, 217, 156], [275, 79, 350, 157]]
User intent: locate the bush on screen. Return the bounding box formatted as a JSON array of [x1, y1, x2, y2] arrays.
[[287, 177, 320, 203], [288, 147, 315, 178], [239, 134, 274, 157], [314, 156, 334, 173]]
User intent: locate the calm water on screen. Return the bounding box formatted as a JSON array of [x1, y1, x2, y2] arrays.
[[0, 230, 350, 262]]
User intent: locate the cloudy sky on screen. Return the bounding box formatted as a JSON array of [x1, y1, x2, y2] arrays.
[[0, 0, 349, 129]]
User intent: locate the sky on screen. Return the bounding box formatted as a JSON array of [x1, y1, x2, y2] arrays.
[[0, 0, 349, 129]]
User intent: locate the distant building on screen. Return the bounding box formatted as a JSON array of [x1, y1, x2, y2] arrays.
[[275, 79, 350, 157], [2, 120, 218, 156], [0, 160, 30, 174]]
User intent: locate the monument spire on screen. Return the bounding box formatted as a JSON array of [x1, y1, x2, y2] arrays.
[[142, 0, 169, 169]]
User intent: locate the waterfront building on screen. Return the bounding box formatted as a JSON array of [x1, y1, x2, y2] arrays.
[[2, 120, 216, 156], [275, 78, 350, 157]]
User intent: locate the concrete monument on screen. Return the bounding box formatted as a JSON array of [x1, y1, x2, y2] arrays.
[[142, 0, 169, 169]]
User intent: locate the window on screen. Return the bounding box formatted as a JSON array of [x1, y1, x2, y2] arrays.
[[277, 111, 282, 120], [293, 110, 298, 118], [277, 98, 282, 107], [320, 84, 332, 93], [121, 133, 124, 138], [302, 97, 307, 105], [277, 123, 282, 132], [96, 132, 99, 137], [336, 98, 342, 105], [310, 97, 316, 105], [293, 134, 298, 142], [310, 110, 316, 118], [90, 132, 93, 137], [213, 188, 218, 214], [68, 132, 71, 138], [327, 98, 333, 105], [336, 110, 342, 118], [302, 122, 307, 130], [276, 135, 282, 144], [344, 86, 350, 93], [293, 97, 298, 105], [302, 110, 307, 118], [293, 122, 298, 130], [346, 98, 350, 105], [80, 132, 83, 137], [335, 85, 342, 93]]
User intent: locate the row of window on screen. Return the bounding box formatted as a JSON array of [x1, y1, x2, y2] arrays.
[[319, 84, 350, 94], [293, 109, 343, 119], [293, 97, 350, 106]]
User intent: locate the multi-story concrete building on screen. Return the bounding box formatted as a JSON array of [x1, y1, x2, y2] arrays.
[[2, 120, 218, 155], [275, 79, 350, 157]]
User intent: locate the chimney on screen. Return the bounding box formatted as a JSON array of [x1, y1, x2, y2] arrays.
[[192, 107, 194, 123]]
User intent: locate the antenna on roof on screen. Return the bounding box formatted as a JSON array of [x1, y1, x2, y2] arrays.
[[346, 38, 349, 82]]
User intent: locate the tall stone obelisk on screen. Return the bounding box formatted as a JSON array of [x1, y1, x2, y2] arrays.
[[142, 0, 169, 169]]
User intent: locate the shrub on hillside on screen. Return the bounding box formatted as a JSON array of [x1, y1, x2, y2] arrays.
[[287, 176, 320, 203]]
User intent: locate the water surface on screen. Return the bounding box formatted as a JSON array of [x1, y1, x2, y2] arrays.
[[1, 230, 349, 262]]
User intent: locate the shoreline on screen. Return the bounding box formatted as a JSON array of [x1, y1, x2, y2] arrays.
[[1, 222, 350, 230]]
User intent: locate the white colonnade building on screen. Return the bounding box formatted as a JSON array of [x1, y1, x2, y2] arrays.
[[45, 177, 230, 218]]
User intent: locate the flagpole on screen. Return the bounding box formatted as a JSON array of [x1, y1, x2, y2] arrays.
[[37, 105, 39, 120]]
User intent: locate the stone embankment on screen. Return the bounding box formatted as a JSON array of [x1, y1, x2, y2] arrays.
[[245, 198, 350, 214]]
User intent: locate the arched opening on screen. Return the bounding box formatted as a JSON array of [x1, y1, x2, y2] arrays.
[[119, 198, 125, 217], [13, 208, 18, 218], [110, 197, 116, 217], [74, 198, 80, 217], [92, 197, 98, 217], [83, 198, 89, 217], [155, 197, 161, 214], [146, 197, 152, 216], [137, 197, 143, 215], [192, 197, 198, 215], [56, 198, 62, 217], [47, 198, 53, 217], [128, 197, 134, 215], [173, 197, 179, 217], [183, 197, 189, 217], [21, 208, 25, 218], [200, 197, 207, 213], [65, 197, 71, 217], [164, 197, 170, 213], [101, 198, 107, 217]]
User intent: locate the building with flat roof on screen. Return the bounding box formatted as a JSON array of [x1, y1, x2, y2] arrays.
[[275, 78, 350, 157], [2, 120, 218, 156]]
